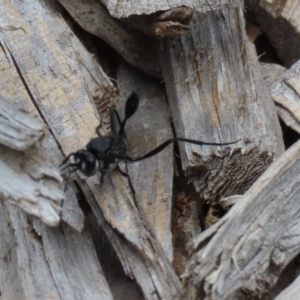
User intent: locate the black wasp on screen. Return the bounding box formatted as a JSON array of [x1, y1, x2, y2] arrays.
[[60, 93, 239, 194]]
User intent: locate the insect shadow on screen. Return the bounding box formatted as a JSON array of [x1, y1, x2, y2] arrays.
[[60, 92, 239, 194]]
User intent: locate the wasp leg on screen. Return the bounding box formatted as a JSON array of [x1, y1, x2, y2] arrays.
[[117, 165, 135, 195], [127, 138, 240, 162]]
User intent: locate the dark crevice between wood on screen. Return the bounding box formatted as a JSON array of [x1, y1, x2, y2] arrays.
[[262, 254, 300, 300], [172, 144, 203, 276], [279, 119, 300, 150], [73, 180, 144, 300]]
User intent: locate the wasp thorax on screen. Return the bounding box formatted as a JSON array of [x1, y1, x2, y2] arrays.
[[74, 150, 99, 177]]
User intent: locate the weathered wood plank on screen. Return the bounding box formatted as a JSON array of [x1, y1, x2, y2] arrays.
[[100, 0, 240, 19], [117, 62, 174, 260], [0, 95, 45, 151], [181, 138, 300, 299], [246, 0, 300, 67], [1, 0, 181, 298], [161, 5, 284, 205], [0, 202, 112, 300], [272, 60, 300, 134], [58, 0, 162, 78], [0, 0, 115, 298]]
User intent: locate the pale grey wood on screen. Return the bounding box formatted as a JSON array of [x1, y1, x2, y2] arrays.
[[1, 0, 181, 299], [117, 62, 174, 261], [100, 0, 240, 19], [275, 273, 300, 300], [0, 202, 112, 300], [79, 179, 181, 300], [272, 59, 300, 134], [0, 95, 46, 151], [0, 0, 114, 299], [260, 63, 286, 88], [58, 0, 162, 78], [181, 138, 300, 299], [0, 142, 62, 227], [245, 0, 300, 67], [161, 6, 284, 205]]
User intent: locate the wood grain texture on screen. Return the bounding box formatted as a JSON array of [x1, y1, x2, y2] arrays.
[[161, 6, 284, 204], [100, 0, 240, 18], [0, 0, 181, 298], [0, 0, 117, 298], [272, 60, 300, 134], [0, 95, 46, 150], [246, 0, 300, 67], [58, 0, 162, 78], [117, 62, 174, 260], [181, 138, 300, 299], [0, 202, 112, 300]]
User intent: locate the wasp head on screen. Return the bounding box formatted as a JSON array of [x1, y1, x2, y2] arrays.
[[60, 149, 99, 178]]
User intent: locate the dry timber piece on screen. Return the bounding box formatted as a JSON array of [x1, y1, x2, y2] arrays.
[[0, 141, 62, 227], [100, 0, 240, 19], [161, 6, 284, 205], [246, 0, 300, 67], [275, 273, 300, 300], [58, 0, 162, 78], [117, 62, 174, 260], [0, 0, 117, 298], [0, 95, 46, 150], [181, 138, 300, 300], [0, 202, 112, 300], [1, 0, 182, 299], [272, 59, 300, 134], [121, 6, 193, 37]]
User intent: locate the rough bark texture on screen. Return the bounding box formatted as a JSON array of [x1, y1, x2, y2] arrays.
[[161, 6, 284, 204], [246, 0, 300, 67], [181, 138, 300, 299], [100, 0, 240, 19], [272, 60, 300, 134]]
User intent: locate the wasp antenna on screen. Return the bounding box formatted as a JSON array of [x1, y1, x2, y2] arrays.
[[119, 92, 139, 136]]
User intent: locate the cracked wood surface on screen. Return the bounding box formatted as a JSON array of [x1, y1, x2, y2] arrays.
[[58, 0, 162, 78], [117, 62, 174, 261], [181, 138, 300, 299], [246, 0, 300, 67], [0, 95, 46, 150], [1, 0, 181, 299], [161, 5, 284, 205], [100, 0, 241, 19], [0, 0, 119, 299], [272, 60, 300, 134]]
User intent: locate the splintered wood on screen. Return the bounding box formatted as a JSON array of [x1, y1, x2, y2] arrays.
[[100, 0, 240, 18], [246, 0, 300, 67], [272, 60, 300, 134], [182, 139, 300, 299], [3, 0, 300, 298], [161, 6, 284, 204], [58, 0, 162, 78]]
